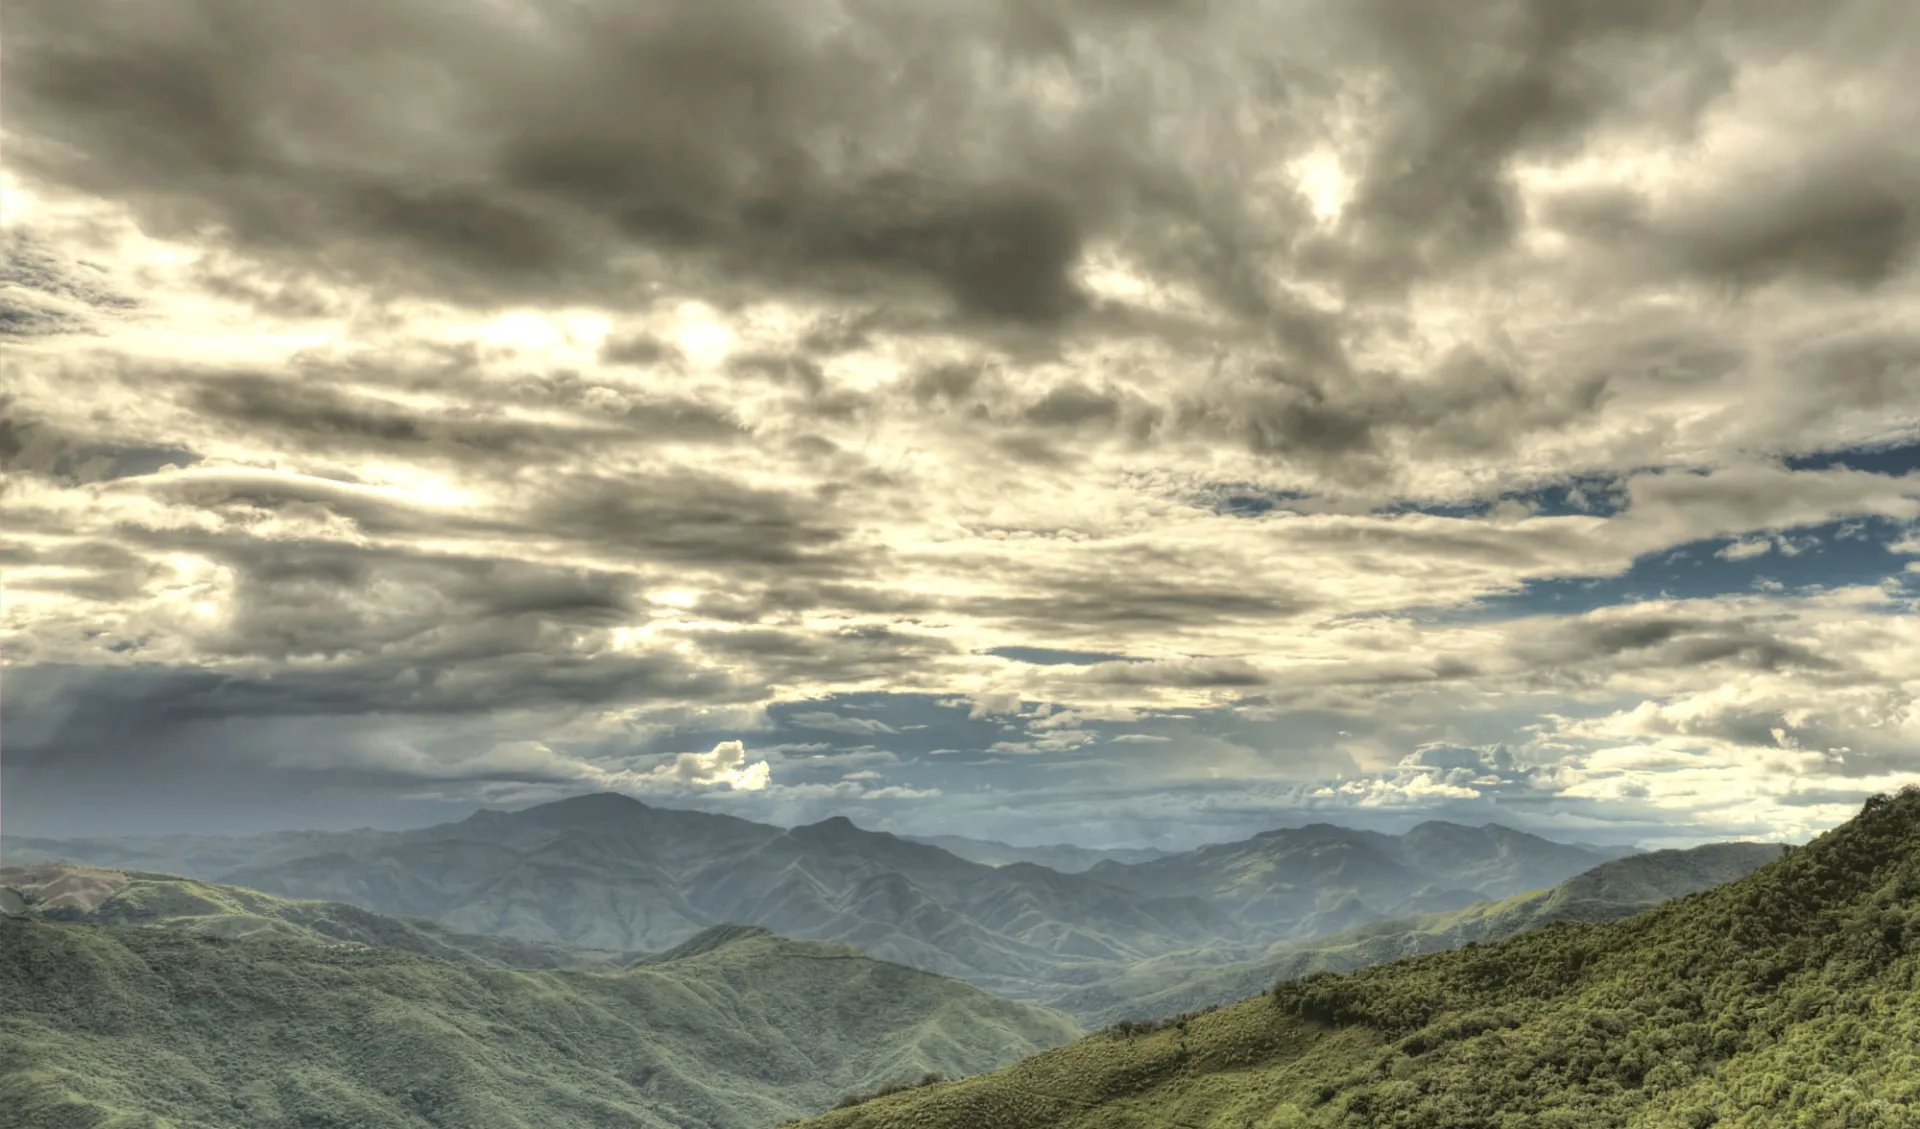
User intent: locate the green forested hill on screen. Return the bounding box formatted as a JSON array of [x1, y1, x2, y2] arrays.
[[0, 875, 1082, 1129], [799, 789, 1920, 1129], [1051, 841, 1785, 1027], [0, 863, 635, 970]]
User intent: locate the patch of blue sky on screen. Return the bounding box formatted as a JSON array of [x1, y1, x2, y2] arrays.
[[1187, 480, 1312, 517], [1375, 470, 1639, 519], [1443, 514, 1920, 621], [1784, 438, 1920, 476]]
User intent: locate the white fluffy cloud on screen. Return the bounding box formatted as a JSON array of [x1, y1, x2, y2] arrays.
[[5, 0, 1919, 843]]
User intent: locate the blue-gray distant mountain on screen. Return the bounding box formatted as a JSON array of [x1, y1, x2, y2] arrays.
[[7, 795, 1229, 1000], [901, 834, 1178, 873], [1086, 820, 1638, 934], [1051, 840, 1784, 1026], [7, 797, 1636, 1001]]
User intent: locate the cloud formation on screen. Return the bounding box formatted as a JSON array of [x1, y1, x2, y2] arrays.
[[4, 0, 1919, 843]]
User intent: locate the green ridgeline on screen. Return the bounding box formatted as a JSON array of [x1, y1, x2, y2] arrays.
[[0, 871, 1082, 1129], [799, 788, 1920, 1129]]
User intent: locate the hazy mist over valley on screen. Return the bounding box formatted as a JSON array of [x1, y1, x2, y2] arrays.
[[4, 0, 1919, 1124]]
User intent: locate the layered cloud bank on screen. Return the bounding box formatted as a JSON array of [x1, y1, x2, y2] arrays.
[[5, 0, 1918, 843]]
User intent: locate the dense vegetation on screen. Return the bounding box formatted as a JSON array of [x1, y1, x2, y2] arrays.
[[799, 789, 1920, 1129], [0, 874, 1081, 1129]]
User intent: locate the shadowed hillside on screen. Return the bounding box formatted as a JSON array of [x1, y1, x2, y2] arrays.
[[0, 871, 1082, 1129], [797, 789, 1920, 1129]]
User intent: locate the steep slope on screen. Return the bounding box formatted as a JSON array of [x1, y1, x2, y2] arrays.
[[1049, 841, 1785, 1026], [798, 789, 1920, 1129], [13, 795, 1232, 1000], [0, 880, 1082, 1129], [1087, 821, 1633, 935]]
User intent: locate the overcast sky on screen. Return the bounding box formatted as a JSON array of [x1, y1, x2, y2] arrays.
[[4, 0, 1919, 847]]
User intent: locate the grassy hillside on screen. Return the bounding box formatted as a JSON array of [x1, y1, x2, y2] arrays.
[[0, 878, 1082, 1129], [797, 789, 1920, 1129], [1051, 842, 1785, 1027]]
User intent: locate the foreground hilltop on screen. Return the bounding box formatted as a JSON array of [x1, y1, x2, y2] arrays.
[[799, 788, 1920, 1129], [0, 868, 1081, 1129]]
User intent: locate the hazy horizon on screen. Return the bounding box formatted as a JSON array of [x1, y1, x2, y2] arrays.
[[2, 783, 1785, 854]]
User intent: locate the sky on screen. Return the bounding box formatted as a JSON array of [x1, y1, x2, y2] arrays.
[[3, 0, 1919, 849]]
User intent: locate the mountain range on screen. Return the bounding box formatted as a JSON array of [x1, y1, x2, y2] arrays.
[[1049, 840, 1787, 1027], [0, 864, 1081, 1129], [5, 794, 1634, 1002], [794, 788, 1920, 1129], [1085, 820, 1639, 933], [1, 798, 1823, 1129], [899, 835, 1178, 873]]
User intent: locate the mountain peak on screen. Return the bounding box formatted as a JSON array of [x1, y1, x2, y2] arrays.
[[794, 815, 866, 838], [543, 791, 650, 813], [494, 792, 651, 824]]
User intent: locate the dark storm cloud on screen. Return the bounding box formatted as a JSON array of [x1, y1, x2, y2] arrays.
[[1546, 145, 1920, 291], [688, 582, 938, 623], [1528, 613, 1839, 673], [6, 651, 751, 755], [538, 471, 860, 574], [100, 527, 652, 662], [186, 370, 745, 456], [4, 0, 1126, 321], [1180, 349, 1611, 472], [1316, 0, 1731, 294], [975, 574, 1309, 632], [599, 334, 682, 369]]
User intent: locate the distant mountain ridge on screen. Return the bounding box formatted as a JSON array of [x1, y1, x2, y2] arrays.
[[901, 834, 1178, 873], [797, 789, 1920, 1129], [1085, 818, 1637, 933], [6, 794, 1638, 1001], [0, 865, 1082, 1129], [1049, 840, 1786, 1026]]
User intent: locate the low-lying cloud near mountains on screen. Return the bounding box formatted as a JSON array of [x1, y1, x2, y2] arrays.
[[4, 0, 1919, 844]]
